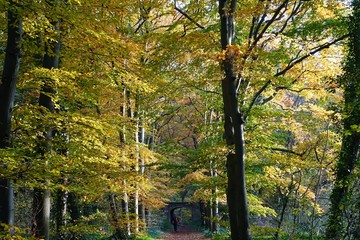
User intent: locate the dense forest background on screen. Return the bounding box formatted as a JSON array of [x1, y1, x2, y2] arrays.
[[0, 0, 359, 239]]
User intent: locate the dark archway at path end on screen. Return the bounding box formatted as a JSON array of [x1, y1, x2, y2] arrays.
[[163, 202, 200, 224]]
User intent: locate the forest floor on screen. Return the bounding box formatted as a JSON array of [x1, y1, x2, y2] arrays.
[[157, 225, 211, 240]]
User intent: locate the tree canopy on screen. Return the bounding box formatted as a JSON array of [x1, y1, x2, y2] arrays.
[[0, 0, 358, 240]]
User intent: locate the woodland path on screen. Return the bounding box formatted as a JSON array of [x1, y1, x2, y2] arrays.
[[158, 225, 211, 240]]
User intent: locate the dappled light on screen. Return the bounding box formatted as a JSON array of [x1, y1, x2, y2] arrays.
[[0, 1, 359, 240]]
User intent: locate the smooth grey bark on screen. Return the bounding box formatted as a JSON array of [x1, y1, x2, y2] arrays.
[[119, 86, 131, 237], [219, 1, 251, 239], [0, 1, 22, 232], [56, 189, 68, 240], [55, 130, 69, 239], [326, 1, 360, 239], [32, 189, 51, 239], [209, 110, 219, 233], [139, 120, 146, 229], [134, 107, 140, 233], [31, 9, 61, 239], [31, 64, 58, 238]]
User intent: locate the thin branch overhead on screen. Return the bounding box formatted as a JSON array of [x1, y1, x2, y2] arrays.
[[244, 34, 349, 120], [275, 34, 350, 77], [174, 1, 205, 30]]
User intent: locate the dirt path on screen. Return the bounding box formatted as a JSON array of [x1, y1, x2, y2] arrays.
[[158, 225, 210, 240]]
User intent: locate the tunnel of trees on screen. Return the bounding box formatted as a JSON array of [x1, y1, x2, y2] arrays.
[[0, 0, 359, 240]]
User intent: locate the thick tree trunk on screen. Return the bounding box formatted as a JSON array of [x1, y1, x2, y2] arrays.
[[219, 1, 251, 239], [326, 134, 360, 239], [0, 2, 22, 232], [0, 4, 22, 148], [0, 180, 14, 232], [0, 3, 22, 228], [32, 10, 61, 239], [32, 189, 51, 239], [326, 1, 360, 239], [56, 189, 68, 240]]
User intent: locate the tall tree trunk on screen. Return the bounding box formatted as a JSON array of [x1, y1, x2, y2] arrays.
[[32, 189, 51, 239], [32, 7, 61, 239], [205, 109, 219, 233], [0, 1, 22, 233], [326, 1, 360, 239], [134, 109, 140, 233], [56, 189, 67, 240], [68, 192, 80, 222], [140, 120, 147, 229], [120, 86, 131, 237], [219, 1, 251, 239], [108, 194, 127, 239], [68, 192, 80, 240], [55, 129, 69, 239], [210, 168, 219, 233], [212, 189, 219, 233]]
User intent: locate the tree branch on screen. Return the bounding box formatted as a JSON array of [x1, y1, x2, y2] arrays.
[[244, 34, 349, 120], [260, 71, 306, 104], [275, 1, 303, 36], [253, 2, 270, 41], [254, 0, 290, 45], [174, 4, 205, 29], [244, 79, 271, 120], [268, 147, 306, 157], [243, 1, 290, 68], [275, 34, 350, 77]]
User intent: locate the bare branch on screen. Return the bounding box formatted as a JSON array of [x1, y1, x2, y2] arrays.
[[275, 34, 350, 77], [253, 2, 270, 41], [244, 79, 271, 120], [174, 4, 205, 29], [254, 0, 290, 44], [134, 7, 152, 33], [260, 71, 307, 104], [268, 147, 306, 157], [248, 16, 256, 45], [244, 34, 349, 119], [243, 1, 290, 66], [276, 1, 304, 36]]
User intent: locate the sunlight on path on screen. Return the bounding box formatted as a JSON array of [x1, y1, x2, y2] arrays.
[[158, 225, 210, 240], [159, 231, 210, 240]]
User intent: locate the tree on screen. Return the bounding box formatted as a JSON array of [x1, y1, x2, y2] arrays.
[[0, 0, 353, 238], [217, 1, 348, 239], [326, 1, 360, 238], [218, 0, 251, 239], [31, 1, 61, 238], [0, 0, 22, 233]]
